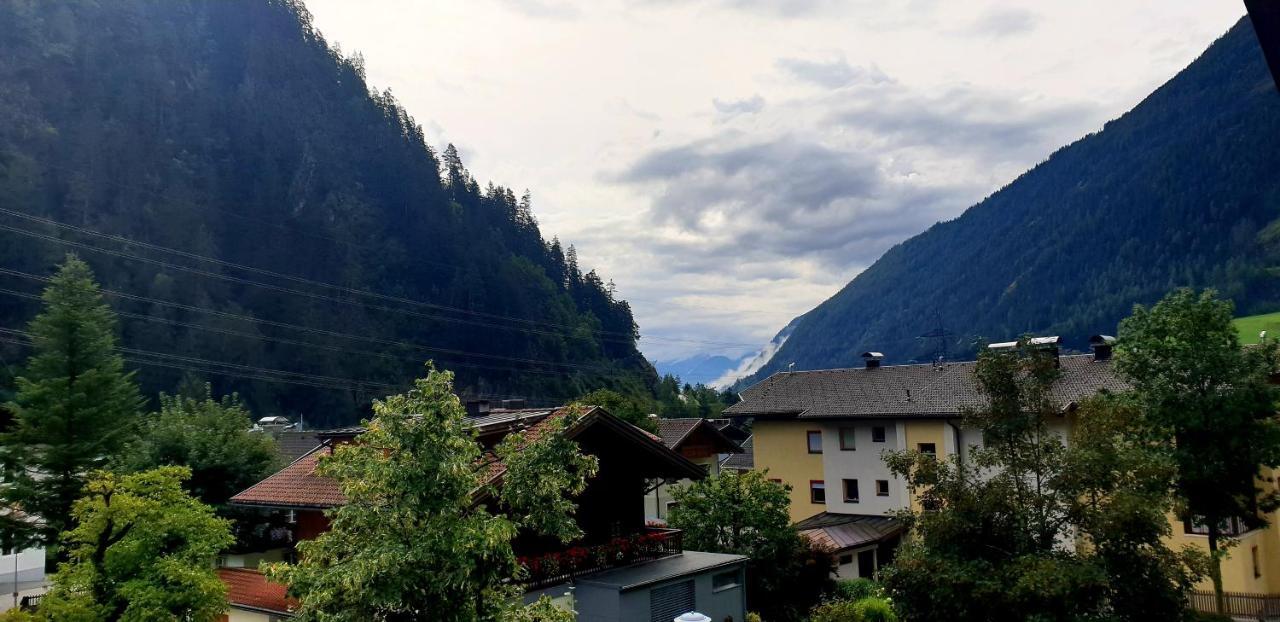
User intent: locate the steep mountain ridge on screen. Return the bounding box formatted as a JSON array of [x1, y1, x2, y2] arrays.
[[745, 17, 1280, 383], [0, 0, 653, 425]]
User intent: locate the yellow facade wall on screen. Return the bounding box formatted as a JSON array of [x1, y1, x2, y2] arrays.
[[753, 419, 827, 523], [902, 421, 949, 512]]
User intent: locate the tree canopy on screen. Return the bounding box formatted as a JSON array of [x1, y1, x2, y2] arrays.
[[1, 255, 143, 548], [33, 466, 233, 622], [266, 366, 595, 621], [1115, 288, 1280, 612], [882, 339, 1205, 622]]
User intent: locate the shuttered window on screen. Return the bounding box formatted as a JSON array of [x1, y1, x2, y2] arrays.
[[650, 580, 696, 622]]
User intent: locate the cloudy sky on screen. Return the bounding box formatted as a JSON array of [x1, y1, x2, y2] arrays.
[[303, 0, 1245, 363]]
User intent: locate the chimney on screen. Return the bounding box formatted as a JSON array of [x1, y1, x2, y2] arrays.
[[464, 400, 491, 417], [1089, 335, 1116, 361], [861, 351, 884, 369], [501, 398, 526, 409]]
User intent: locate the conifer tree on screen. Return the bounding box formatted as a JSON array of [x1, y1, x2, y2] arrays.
[[2, 255, 143, 547]]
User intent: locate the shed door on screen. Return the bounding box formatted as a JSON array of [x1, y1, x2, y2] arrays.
[[650, 580, 696, 622]]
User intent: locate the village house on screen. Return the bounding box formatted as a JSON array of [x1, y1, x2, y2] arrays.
[[646, 418, 742, 522], [723, 336, 1280, 602], [220, 403, 748, 622]]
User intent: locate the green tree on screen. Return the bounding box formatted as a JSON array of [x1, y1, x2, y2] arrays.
[[882, 339, 1203, 622], [266, 365, 597, 621], [1, 256, 143, 548], [1115, 289, 1280, 614], [33, 466, 233, 622], [574, 388, 655, 432], [668, 470, 834, 621], [118, 386, 279, 508], [115, 385, 281, 547]]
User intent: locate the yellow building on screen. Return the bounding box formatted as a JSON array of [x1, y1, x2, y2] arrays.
[[725, 342, 1280, 602]]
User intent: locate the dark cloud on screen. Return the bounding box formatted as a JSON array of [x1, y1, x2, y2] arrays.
[[962, 7, 1038, 38], [712, 95, 766, 117], [613, 134, 976, 268], [827, 85, 1098, 162], [776, 57, 893, 89]]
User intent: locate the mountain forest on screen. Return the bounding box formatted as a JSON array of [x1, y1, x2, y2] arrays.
[[0, 0, 655, 427], [744, 17, 1280, 383]]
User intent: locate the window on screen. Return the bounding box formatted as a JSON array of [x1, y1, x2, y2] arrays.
[[917, 442, 936, 456], [1253, 545, 1262, 579], [810, 480, 826, 504], [1184, 515, 1250, 537], [843, 479, 859, 503], [807, 431, 823, 454], [838, 554, 853, 565], [876, 480, 890, 496], [839, 427, 857, 450], [768, 478, 783, 484], [712, 569, 741, 592], [872, 426, 886, 443]]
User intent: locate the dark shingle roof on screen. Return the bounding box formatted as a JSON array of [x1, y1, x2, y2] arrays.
[[724, 354, 1125, 419], [654, 419, 701, 449], [721, 436, 753, 471]]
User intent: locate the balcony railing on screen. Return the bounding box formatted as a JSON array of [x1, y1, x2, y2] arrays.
[[1189, 591, 1280, 619], [518, 528, 683, 589]]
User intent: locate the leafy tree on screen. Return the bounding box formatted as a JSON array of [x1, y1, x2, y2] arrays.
[[574, 388, 656, 432], [1, 255, 143, 548], [504, 596, 574, 622], [1115, 289, 1280, 613], [266, 365, 597, 621], [118, 386, 279, 509], [668, 470, 834, 621], [33, 466, 233, 622], [115, 385, 281, 547], [882, 339, 1204, 622]]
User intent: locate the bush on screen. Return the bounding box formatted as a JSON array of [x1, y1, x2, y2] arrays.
[[853, 597, 896, 622], [809, 596, 897, 622], [746, 614, 763, 622], [833, 578, 883, 602]]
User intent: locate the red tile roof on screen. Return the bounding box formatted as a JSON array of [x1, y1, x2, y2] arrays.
[[230, 445, 346, 509], [219, 567, 296, 615]]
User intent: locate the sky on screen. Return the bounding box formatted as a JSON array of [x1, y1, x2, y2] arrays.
[[302, 0, 1246, 365]]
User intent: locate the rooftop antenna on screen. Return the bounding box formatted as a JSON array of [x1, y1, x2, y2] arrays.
[[918, 310, 954, 366]]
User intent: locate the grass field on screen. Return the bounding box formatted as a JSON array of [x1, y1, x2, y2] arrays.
[[1234, 312, 1280, 345]]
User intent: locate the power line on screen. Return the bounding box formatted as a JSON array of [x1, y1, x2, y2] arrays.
[[0, 335, 575, 404], [0, 267, 622, 373], [0, 207, 643, 337], [0, 286, 589, 378], [0, 205, 759, 349]]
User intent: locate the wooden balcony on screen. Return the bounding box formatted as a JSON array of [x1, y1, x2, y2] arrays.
[[518, 528, 683, 590]]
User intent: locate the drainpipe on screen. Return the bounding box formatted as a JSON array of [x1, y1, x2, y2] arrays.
[[947, 420, 964, 468]]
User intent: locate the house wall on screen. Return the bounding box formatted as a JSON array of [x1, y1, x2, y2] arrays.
[[820, 423, 906, 517], [753, 420, 827, 523], [576, 562, 747, 622], [645, 455, 718, 522], [223, 607, 284, 622]]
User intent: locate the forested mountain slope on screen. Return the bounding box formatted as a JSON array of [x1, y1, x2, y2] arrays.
[[745, 17, 1280, 382], [0, 0, 653, 426]]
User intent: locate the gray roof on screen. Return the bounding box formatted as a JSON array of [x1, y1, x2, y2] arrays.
[[795, 513, 904, 552], [721, 436, 753, 471], [574, 551, 748, 592], [653, 418, 740, 453], [315, 408, 560, 439], [275, 431, 322, 462], [724, 354, 1126, 419]]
